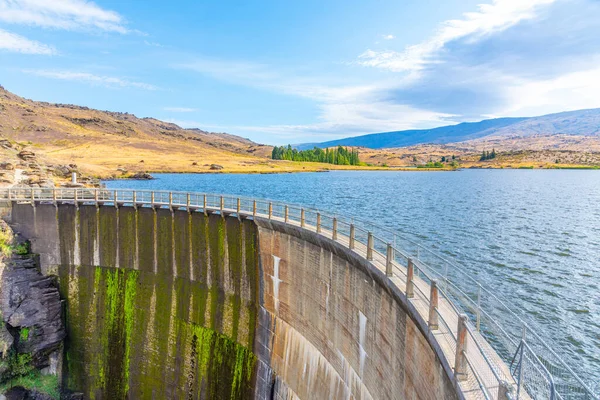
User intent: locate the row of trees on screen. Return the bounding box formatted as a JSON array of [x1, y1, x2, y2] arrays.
[[480, 149, 497, 161], [271, 145, 361, 165]]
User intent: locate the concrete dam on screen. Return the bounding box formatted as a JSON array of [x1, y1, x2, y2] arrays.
[[0, 189, 592, 400]]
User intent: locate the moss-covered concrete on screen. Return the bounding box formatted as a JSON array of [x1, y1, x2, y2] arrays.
[[55, 207, 259, 399]]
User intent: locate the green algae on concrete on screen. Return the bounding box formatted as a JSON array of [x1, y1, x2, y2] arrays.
[[56, 207, 261, 399]]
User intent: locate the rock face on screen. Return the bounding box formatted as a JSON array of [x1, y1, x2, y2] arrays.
[[130, 172, 153, 179], [17, 151, 35, 162], [0, 254, 65, 369], [4, 386, 54, 400]]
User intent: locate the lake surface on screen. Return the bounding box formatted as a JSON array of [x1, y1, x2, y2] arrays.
[[105, 170, 600, 389]]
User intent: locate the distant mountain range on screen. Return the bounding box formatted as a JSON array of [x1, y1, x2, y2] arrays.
[[297, 109, 600, 150]]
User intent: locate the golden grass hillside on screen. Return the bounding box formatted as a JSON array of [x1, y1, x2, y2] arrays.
[[0, 86, 379, 179]]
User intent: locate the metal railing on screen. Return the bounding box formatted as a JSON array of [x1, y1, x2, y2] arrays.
[[0, 187, 596, 400]]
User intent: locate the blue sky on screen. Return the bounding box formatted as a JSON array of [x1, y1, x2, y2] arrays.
[[1, 0, 600, 144]]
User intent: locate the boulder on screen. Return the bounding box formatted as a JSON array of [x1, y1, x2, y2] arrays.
[[17, 151, 35, 161], [0, 139, 11, 149], [4, 386, 53, 400], [210, 164, 224, 171], [0, 163, 14, 171], [130, 172, 153, 180], [52, 165, 71, 178]]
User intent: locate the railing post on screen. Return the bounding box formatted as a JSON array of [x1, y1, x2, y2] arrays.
[[332, 218, 337, 240], [203, 194, 207, 215], [169, 192, 173, 210], [74, 189, 78, 206], [268, 202, 273, 219], [366, 232, 373, 261], [316, 213, 321, 233], [7, 188, 11, 201], [187, 193, 191, 211], [151, 191, 155, 209], [516, 325, 527, 399], [114, 190, 118, 208], [406, 258, 414, 298], [237, 198, 241, 216], [428, 280, 439, 330], [284, 205, 289, 223], [52, 188, 57, 205], [349, 224, 355, 249], [454, 314, 469, 382], [132, 191, 137, 209], [253, 200, 257, 217], [94, 189, 98, 206], [220, 196, 224, 216], [476, 283, 481, 332], [30, 187, 34, 205], [498, 381, 511, 400], [385, 243, 393, 276], [301, 209, 305, 228]]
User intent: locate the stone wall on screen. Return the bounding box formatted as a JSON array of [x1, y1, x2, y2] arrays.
[[8, 203, 460, 400]]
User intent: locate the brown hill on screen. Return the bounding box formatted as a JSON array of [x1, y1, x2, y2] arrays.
[[0, 85, 346, 183]]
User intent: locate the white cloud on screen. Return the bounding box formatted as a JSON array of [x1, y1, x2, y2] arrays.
[[0, 28, 55, 54], [144, 40, 164, 47], [382, 34, 395, 40], [502, 65, 600, 116], [176, 59, 453, 142], [164, 107, 197, 113], [358, 0, 556, 72], [22, 69, 158, 90], [0, 0, 128, 33]]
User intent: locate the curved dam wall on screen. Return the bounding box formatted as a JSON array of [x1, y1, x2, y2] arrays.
[[8, 202, 460, 400]]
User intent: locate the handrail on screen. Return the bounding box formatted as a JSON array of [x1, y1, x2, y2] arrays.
[[0, 187, 596, 400]]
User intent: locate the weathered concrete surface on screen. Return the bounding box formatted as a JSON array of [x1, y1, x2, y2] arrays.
[[8, 202, 461, 400], [255, 218, 459, 400]]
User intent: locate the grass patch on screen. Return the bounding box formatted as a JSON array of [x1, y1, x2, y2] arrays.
[[19, 328, 30, 342], [417, 161, 445, 169], [0, 351, 59, 399], [0, 372, 59, 399], [13, 242, 30, 256], [0, 228, 12, 258], [518, 166, 535, 169]]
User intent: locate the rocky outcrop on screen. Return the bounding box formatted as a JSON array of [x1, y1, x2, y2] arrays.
[[130, 172, 153, 179], [210, 164, 224, 170], [3, 386, 54, 400], [16, 152, 35, 162], [0, 254, 65, 370]]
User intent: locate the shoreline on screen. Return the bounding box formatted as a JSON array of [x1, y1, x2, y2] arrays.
[[101, 164, 600, 181]]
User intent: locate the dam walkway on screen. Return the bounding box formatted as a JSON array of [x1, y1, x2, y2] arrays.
[[0, 188, 596, 400]]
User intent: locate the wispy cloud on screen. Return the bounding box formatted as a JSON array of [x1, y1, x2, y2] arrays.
[[0, 0, 128, 33], [382, 34, 395, 40], [144, 40, 164, 48], [176, 0, 600, 143], [22, 70, 158, 90], [164, 107, 196, 113], [176, 59, 453, 142], [0, 28, 55, 54], [358, 0, 556, 72]]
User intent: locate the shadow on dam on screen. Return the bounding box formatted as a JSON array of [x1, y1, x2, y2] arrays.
[[8, 203, 460, 400]]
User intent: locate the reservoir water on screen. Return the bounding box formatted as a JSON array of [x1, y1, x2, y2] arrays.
[[105, 169, 600, 389]]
